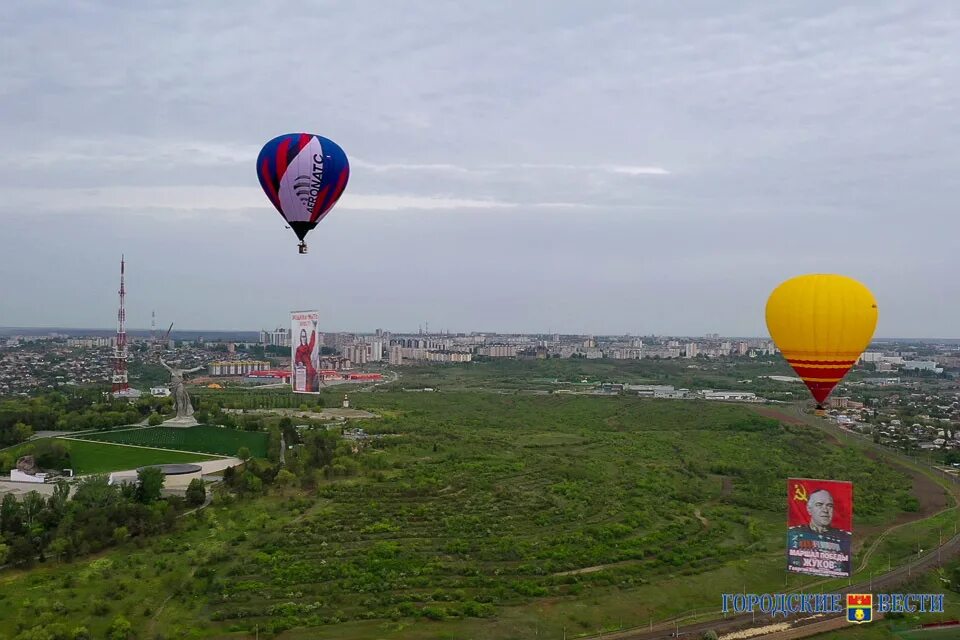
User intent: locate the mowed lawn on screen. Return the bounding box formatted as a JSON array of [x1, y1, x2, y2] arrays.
[[8, 438, 214, 475], [81, 425, 268, 458]]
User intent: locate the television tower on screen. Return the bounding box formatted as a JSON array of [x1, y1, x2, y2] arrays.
[[111, 255, 130, 396]]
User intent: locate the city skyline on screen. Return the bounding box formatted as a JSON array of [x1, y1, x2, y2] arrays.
[[1, 2, 958, 337], [2, 323, 958, 343]]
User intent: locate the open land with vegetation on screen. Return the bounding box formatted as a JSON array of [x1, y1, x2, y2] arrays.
[[1, 385, 954, 640], [381, 357, 800, 395]]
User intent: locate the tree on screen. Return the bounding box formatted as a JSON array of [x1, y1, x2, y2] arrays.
[[48, 479, 70, 516], [136, 466, 165, 503], [185, 478, 206, 506], [107, 615, 132, 640], [268, 426, 282, 463], [71, 475, 120, 509], [13, 421, 33, 443], [33, 439, 71, 470], [242, 472, 263, 494], [237, 446, 251, 461], [1, 492, 23, 536], [274, 469, 297, 492], [10, 536, 35, 567]]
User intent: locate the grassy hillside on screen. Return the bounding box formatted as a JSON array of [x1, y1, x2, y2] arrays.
[[0, 392, 942, 639]]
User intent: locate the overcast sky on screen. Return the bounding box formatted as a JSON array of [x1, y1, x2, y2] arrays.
[[1, 1, 957, 337]]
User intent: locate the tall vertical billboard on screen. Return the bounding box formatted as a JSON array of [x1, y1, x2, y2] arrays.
[[787, 478, 853, 577], [291, 310, 320, 394]]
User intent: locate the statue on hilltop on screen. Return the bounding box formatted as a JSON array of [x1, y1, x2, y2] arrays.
[[159, 357, 204, 420]]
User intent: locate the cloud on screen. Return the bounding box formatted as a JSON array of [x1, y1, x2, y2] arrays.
[[0, 185, 592, 214], [7, 139, 262, 169], [352, 158, 671, 176], [6, 143, 671, 179], [605, 165, 671, 176], [1, 1, 958, 335]]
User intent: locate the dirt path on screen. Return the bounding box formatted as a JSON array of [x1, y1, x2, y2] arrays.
[[552, 560, 638, 577], [692, 477, 732, 529], [752, 406, 806, 425], [864, 449, 948, 523], [753, 406, 844, 446]]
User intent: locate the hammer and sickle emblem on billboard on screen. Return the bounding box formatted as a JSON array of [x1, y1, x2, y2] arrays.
[[793, 484, 808, 502]]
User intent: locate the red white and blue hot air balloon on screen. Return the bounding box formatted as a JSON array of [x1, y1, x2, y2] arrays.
[[256, 133, 350, 254]]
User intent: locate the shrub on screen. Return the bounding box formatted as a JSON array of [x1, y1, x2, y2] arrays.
[[185, 479, 206, 507]]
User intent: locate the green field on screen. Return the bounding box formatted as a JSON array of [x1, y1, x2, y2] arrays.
[[0, 392, 952, 639], [5, 438, 213, 475], [80, 425, 268, 458], [380, 357, 801, 396]]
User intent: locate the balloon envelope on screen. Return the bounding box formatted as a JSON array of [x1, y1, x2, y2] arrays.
[[256, 133, 350, 243], [765, 274, 878, 406]]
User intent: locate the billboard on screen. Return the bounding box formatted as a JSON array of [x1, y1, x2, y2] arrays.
[[290, 310, 320, 394], [787, 478, 853, 577]]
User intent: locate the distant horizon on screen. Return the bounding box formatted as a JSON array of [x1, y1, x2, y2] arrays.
[[1, 325, 958, 343]]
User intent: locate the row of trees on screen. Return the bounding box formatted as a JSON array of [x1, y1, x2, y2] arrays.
[[0, 392, 178, 446], [0, 469, 207, 569]]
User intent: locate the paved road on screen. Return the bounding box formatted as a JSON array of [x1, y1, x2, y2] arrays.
[[107, 456, 243, 480]]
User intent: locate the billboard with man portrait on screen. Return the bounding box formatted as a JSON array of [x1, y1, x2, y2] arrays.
[[290, 310, 320, 394], [787, 478, 853, 577]]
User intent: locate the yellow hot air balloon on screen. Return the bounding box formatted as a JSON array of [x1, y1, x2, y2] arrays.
[[765, 274, 878, 411]]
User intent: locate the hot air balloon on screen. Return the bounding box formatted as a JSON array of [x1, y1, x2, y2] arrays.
[[765, 274, 878, 413], [256, 133, 350, 254]]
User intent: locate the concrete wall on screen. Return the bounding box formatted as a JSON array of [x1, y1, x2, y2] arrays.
[[10, 469, 46, 483]]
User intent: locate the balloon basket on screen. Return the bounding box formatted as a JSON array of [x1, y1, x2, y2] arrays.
[[298, 241, 308, 254], [814, 405, 827, 417]]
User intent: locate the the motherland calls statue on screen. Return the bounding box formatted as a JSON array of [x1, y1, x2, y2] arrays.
[[159, 357, 204, 422]]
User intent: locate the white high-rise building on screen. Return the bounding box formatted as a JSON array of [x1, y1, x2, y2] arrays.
[[261, 327, 291, 347], [388, 345, 403, 366], [347, 344, 369, 365]]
